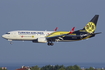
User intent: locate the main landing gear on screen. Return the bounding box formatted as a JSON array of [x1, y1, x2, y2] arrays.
[[47, 41, 54, 46]]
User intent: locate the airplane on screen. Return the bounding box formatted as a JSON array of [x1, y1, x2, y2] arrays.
[[2, 15, 101, 46]]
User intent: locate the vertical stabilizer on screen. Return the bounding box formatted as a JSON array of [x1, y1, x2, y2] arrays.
[[82, 15, 99, 33]]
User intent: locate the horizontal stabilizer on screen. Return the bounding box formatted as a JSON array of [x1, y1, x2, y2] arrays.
[[92, 32, 102, 35]]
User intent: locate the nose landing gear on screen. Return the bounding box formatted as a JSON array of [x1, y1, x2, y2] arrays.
[[8, 39, 12, 45]]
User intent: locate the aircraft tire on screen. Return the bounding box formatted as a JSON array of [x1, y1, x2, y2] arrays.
[[47, 42, 54, 46], [51, 43, 54, 46]]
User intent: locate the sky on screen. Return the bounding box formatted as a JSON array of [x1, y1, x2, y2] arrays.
[[0, 0, 105, 65]]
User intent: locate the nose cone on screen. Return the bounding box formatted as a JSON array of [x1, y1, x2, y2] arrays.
[[2, 35, 5, 38], [2, 34, 6, 39]]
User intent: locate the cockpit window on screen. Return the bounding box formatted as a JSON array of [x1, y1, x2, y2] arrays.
[[6, 33, 10, 34]]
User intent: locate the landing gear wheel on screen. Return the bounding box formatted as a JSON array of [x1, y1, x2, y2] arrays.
[[47, 42, 50, 46], [50, 43, 54, 46], [47, 42, 54, 46]]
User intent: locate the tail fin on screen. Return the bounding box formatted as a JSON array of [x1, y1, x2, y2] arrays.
[[82, 15, 99, 33]]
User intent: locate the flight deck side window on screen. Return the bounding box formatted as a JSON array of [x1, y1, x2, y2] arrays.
[[6, 33, 10, 34]]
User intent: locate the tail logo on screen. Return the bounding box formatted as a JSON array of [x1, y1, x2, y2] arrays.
[[85, 22, 96, 33]]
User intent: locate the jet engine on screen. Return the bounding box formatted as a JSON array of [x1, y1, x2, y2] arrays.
[[32, 37, 47, 43]]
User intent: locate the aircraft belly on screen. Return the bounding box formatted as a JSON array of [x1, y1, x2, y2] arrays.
[[63, 37, 79, 41], [58, 36, 87, 42]]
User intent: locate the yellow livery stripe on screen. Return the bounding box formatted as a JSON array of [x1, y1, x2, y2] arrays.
[[46, 31, 76, 37]]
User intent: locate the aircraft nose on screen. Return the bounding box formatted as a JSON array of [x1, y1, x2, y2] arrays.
[[2, 34, 6, 38]]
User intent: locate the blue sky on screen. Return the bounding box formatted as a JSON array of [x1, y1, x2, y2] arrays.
[[0, 0, 105, 64]]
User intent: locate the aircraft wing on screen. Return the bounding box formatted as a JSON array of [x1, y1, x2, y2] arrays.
[[46, 34, 79, 41], [46, 27, 76, 41], [46, 34, 68, 41]]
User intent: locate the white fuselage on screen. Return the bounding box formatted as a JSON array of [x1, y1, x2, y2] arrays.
[[2, 30, 54, 41]]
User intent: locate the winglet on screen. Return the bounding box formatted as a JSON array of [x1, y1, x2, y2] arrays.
[[54, 27, 58, 31], [68, 27, 75, 34]]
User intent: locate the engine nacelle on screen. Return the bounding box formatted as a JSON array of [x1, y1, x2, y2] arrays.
[[32, 37, 47, 43]]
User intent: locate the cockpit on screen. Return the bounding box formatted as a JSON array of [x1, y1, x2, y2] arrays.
[[2, 32, 11, 39], [6, 33, 10, 34]]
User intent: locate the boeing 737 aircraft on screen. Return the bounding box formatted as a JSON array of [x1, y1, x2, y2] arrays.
[[2, 15, 101, 46]]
